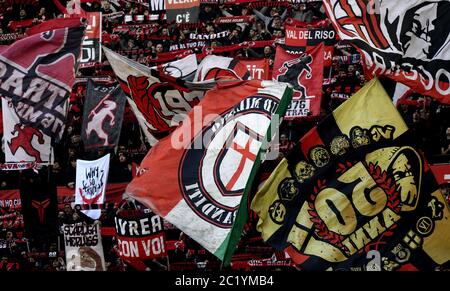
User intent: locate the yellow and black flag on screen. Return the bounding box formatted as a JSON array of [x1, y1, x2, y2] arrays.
[[251, 79, 450, 271]]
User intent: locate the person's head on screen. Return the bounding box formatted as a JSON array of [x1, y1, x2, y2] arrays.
[[68, 147, 77, 157], [155, 43, 164, 53], [270, 7, 280, 17], [70, 158, 77, 168], [338, 70, 347, 79], [39, 7, 46, 15], [53, 161, 61, 172], [161, 27, 169, 36], [127, 39, 135, 49], [264, 46, 272, 55], [102, 1, 110, 10], [273, 16, 282, 28], [6, 231, 13, 240], [204, 5, 212, 13], [64, 204, 72, 215], [280, 133, 288, 143], [249, 28, 257, 38], [19, 9, 27, 18], [446, 127, 450, 137], [256, 21, 264, 31], [348, 64, 355, 73], [58, 211, 65, 219], [73, 212, 80, 221], [118, 152, 127, 163], [206, 23, 214, 33]]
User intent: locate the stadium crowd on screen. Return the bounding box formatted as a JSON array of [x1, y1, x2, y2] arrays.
[[0, 0, 448, 271]]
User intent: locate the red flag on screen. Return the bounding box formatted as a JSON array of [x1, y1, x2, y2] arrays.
[[125, 80, 292, 262], [273, 43, 324, 118], [239, 58, 270, 80], [26, 17, 83, 36]]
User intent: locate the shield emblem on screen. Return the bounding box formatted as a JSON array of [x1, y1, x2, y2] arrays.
[[214, 122, 263, 196]]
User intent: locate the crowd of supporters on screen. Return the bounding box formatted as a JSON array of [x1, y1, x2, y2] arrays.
[[0, 0, 448, 271]]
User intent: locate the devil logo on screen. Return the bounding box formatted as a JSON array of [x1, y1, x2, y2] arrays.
[[86, 97, 117, 147], [8, 124, 44, 163]]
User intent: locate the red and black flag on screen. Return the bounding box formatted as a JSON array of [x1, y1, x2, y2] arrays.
[[114, 208, 167, 262], [252, 79, 450, 271], [323, 0, 450, 104], [0, 18, 85, 143], [273, 43, 324, 118], [19, 168, 59, 242], [165, 0, 200, 23], [284, 25, 337, 67], [81, 79, 126, 151]]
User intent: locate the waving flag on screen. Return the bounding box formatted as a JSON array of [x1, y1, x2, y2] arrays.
[[323, 0, 450, 104], [194, 55, 251, 82], [75, 154, 110, 219], [2, 98, 53, 167], [0, 21, 84, 142], [284, 25, 337, 67], [273, 43, 324, 118], [104, 47, 202, 145], [81, 80, 126, 151], [251, 78, 450, 271], [126, 80, 293, 263]]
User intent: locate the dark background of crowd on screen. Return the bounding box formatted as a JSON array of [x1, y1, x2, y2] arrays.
[[0, 0, 448, 271]]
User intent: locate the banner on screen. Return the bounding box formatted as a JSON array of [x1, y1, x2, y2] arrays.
[[284, 26, 336, 66], [57, 183, 127, 209], [169, 41, 205, 52], [75, 154, 110, 219], [63, 222, 106, 271], [81, 80, 126, 150], [104, 47, 202, 145], [273, 43, 324, 118], [189, 31, 230, 40], [165, 0, 200, 23], [80, 12, 102, 68], [20, 169, 59, 240], [125, 80, 293, 263], [194, 55, 251, 82], [0, 22, 85, 142], [150, 0, 166, 12], [2, 98, 53, 166], [323, 0, 450, 104], [240, 59, 270, 80], [0, 33, 24, 43], [251, 79, 450, 271], [214, 16, 255, 25], [0, 189, 23, 232], [115, 209, 167, 261]]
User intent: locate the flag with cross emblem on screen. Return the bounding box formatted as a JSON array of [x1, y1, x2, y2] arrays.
[[125, 80, 293, 264]]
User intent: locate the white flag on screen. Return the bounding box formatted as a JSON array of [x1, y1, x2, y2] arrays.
[[75, 154, 110, 219]]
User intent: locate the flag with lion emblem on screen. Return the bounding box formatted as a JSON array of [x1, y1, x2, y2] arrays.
[[251, 78, 450, 271]]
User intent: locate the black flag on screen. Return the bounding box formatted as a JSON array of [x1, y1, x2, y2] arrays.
[[20, 168, 59, 244], [81, 79, 126, 151]]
